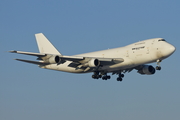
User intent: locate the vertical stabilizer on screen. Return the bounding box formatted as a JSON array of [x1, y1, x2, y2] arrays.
[[35, 33, 61, 55]]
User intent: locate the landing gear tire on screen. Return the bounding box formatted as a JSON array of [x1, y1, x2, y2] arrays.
[[92, 75, 95, 79], [102, 77, 107, 80], [121, 74, 124, 78], [156, 66, 161, 70], [117, 77, 122, 81], [117, 73, 124, 81], [92, 71, 101, 79], [102, 75, 111, 80], [92, 74, 101, 79], [107, 76, 111, 79]]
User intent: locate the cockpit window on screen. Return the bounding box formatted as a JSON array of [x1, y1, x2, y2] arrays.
[[158, 39, 166, 41]]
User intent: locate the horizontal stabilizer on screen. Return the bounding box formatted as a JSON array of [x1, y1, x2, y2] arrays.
[[15, 59, 49, 65]]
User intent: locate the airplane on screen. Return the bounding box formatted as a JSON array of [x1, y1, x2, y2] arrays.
[[9, 33, 176, 81]]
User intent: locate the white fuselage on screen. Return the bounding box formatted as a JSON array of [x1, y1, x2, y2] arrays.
[[41, 38, 175, 73]]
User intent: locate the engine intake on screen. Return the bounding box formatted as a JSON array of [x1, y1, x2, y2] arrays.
[[46, 55, 61, 64], [88, 59, 100, 67], [138, 65, 156, 75]]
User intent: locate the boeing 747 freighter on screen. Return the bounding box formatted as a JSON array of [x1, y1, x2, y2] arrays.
[[9, 33, 176, 81]]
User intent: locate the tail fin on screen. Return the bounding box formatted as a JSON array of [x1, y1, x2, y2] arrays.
[[35, 33, 61, 55]]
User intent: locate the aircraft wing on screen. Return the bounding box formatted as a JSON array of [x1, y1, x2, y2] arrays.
[[9, 50, 84, 61], [14, 59, 49, 65], [9, 50, 46, 57], [9, 50, 124, 68]]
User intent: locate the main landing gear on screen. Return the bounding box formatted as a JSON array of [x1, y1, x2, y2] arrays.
[[117, 73, 124, 82], [156, 60, 162, 70], [92, 71, 124, 81], [102, 75, 111, 80], [92, 72, 111, 80], [92, 72, 101, 79]]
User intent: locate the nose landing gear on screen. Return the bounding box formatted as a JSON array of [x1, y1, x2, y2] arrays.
[[156, 60, 162, 70]]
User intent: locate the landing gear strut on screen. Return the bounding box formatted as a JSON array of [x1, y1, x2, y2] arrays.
[[117, 73, 124, 81], [156, 60, 162, 70]]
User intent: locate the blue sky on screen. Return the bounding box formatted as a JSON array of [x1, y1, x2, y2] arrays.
[[1, 0, 180, 120]]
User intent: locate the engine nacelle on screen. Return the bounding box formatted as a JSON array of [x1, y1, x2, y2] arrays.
[[138, 65, 156, 75], [88, 59, 100, 67], [46, 55, 61, 64]]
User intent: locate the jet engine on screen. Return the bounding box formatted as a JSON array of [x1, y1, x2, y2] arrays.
[[137, 65, 156, 75], [45, 55, 61, 64], [87, 59, 100, 67]]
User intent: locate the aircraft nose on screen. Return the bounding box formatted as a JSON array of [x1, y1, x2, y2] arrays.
[[164, 44, 176, 57], [168, 44, 176, 54]]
